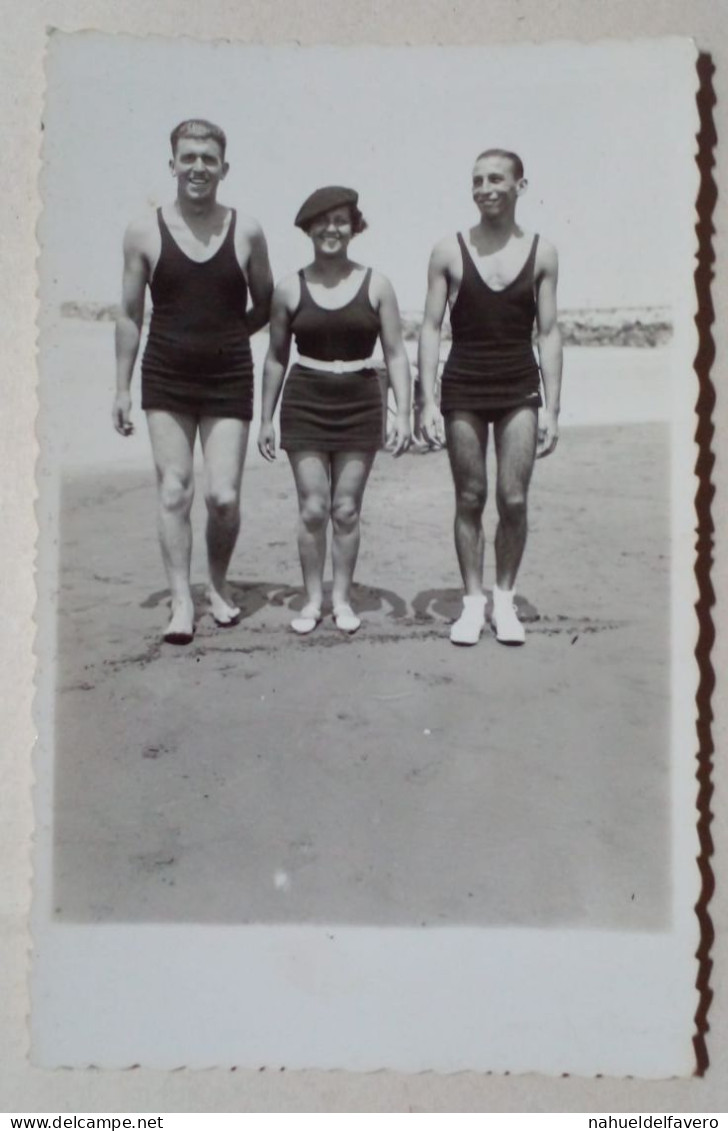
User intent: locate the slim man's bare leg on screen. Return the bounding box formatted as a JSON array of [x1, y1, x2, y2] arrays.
[[491, 405, 538, 644], [444, 411, 489, 644], [445, 410, 489, 593], [493, 405, 538, 589]]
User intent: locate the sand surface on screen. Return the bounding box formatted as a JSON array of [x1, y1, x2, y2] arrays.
[[51, 414, 672, 929]]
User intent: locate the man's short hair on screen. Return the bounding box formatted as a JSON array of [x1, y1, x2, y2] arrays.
[[475, 148, 525, 180], [170, 119, 227, 159]]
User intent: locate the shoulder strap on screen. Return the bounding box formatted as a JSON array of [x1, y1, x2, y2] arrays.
[[357, 266, 373, 299], [156, 207, 176, 258], [356, 266, 375, 311], [456, 231, 475, 274], [524, 234, 539, 290], [291, 268, 309, 317]]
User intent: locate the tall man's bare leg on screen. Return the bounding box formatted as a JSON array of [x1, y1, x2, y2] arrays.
[[147, 410, 197, 643], [199, 416, 249, 625]]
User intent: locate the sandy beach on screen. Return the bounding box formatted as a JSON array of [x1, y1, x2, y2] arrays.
[[46, 324, 673, 931], [11, 28, 717, 1100]]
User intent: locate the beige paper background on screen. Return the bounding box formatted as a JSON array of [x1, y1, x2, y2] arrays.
[[1, 0, 725, 1113]]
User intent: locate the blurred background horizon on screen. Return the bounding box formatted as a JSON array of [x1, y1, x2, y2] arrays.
[[38, 37, 697, 471], [41, 37, 696, 317]]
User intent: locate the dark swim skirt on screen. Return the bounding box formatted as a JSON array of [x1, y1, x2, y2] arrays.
[[142, 372, 254, 421], [141, 332, 254, 421], [440, 368, 542, 418], [280, 363, 384, 452], [440, 339, 542, 419]]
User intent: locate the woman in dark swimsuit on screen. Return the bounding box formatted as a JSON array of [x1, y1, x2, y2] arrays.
[[257, 186, 411, 634]]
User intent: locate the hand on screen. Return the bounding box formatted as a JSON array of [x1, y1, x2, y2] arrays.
[[536, 408, 559, 459], [257, 421, 277, 462], [420, 401, 444, 449], [386, 412, 412, 458], [112, 391, 134, 436]]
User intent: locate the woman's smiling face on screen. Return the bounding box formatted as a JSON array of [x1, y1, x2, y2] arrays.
[[307, 207, 354, 255]]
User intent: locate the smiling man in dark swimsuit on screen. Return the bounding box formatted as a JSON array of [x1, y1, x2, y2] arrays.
[[418, 149, 562, 646], [113, 119, 273, 643]]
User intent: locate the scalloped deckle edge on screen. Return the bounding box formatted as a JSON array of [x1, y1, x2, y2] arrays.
[[691, 50, 717, 1078]]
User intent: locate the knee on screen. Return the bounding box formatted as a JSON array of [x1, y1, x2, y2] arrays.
[[205, 486, 240, 525], [159, 471, 193, 515], [456, 484, 486, 519], [331, 497, 360, 533], [497, 488, 528, 523], [300, 495, 330, 533]]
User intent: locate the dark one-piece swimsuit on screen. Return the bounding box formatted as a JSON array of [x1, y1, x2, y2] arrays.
[[141, 207, 254, 421], [280, 267, 384, 452], [440, 232, 543, 421]]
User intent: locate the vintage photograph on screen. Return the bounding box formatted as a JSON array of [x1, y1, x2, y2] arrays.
[[32, 34, 701, 1074]]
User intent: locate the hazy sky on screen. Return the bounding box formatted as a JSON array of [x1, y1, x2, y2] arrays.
[[41, 36, 697, 312]]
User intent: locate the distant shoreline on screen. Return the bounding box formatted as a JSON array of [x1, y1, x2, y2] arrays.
[[59, 301, 673, 349]]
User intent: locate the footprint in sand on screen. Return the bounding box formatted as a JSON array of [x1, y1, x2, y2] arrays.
[[132, 850, 177, 873], [141, 742, 173, 759], [404, 760, 441, 784], [412, 671, 453, 687]]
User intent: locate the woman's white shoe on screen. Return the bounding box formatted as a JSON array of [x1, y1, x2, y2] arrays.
[[291, 604, 322, 635], [333, 603, 361, 634]]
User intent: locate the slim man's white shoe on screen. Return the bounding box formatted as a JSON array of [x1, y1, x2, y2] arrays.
[[450, 594, 487, 646], [491, 586, 525, 645]]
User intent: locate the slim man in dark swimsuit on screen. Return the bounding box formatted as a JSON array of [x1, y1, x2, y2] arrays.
[[113, 119, 273, 643], [418, 149, 562, 646]]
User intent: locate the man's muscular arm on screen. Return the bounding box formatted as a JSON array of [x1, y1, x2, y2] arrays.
[[417, 239, 450, 444], [240, 219, 273, 336], [257, 277, 294, 462], [535, 240, 562, 459], [113, 219, 150, 436]]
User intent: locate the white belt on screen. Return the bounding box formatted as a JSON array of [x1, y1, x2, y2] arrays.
[[297, 354, 375, 374]]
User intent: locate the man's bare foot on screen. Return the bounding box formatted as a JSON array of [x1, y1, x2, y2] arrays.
[[207, 583, 241, 627], [163, 597, 195, 645]]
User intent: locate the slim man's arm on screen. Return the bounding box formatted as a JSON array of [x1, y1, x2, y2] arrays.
[[417, 241, 450, 443], [534, 240, 562, 458]]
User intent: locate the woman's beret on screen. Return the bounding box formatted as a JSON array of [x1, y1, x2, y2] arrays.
[[294, 186, 359, 229]]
